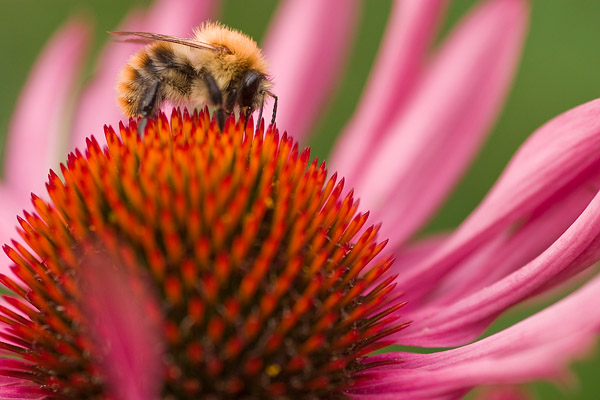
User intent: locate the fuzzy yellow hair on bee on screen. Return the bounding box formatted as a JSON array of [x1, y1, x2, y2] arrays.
[[110, 21, 277, 130]]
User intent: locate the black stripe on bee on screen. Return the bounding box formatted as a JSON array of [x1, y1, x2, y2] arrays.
[[151, 45, 177, 68], [139, 52, 160, 76], [180, 61, 197, 79]]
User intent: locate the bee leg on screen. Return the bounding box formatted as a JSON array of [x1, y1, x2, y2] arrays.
[[139, 80, 160, 117], [224, 88, 242, 129], [224, 89, 237, 115], [138, 117, 148, 138], [243, 107, 254, 132], [265, 91, 278, 125], [256, 95, 265, 129], [202, 72, 225, 131], [136, 80, 160, 138], [263, 91, 277, 125]]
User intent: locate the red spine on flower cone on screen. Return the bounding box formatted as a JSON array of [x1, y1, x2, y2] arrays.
[[0, 108, 407, 399]]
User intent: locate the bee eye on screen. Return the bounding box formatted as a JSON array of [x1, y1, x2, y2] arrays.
[[239, 71, 262, 109]]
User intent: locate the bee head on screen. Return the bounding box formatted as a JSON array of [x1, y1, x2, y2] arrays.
[[239, 70, 263, 111]]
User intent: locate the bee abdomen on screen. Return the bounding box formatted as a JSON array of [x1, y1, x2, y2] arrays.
[[116, 44, 196, 117], [116, 64, 149, 117], [147, 44, 197, 96]]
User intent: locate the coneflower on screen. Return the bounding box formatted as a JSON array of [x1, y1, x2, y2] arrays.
[[3, 0, 600, 399], [0, 110, 407, 399]]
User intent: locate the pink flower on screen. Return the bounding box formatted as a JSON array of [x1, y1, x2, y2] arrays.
[[2, 0, 600, 399]]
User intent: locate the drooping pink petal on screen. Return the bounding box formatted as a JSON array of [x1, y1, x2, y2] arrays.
[[70, 0, 218, 150], [385, 233, 448, 279], [0, 378, 44, 399], [330, 0, 447, 183], [4, 19, 90, 197], [262, 0, 359, 142], [352, 0, 528, 246], [80, 253, 164, 400], [398, 185, 600, 346], [0, 388, 43, 400], [392, 99, 600, 309], [350, 341, 581, 399], [351, 272, 600, 398], [429, 172, 600, 304]]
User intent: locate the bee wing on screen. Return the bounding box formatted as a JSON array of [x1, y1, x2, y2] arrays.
[[107, 31, 226, 52]]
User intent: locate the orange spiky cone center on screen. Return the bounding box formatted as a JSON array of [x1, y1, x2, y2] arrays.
[[0, 109, 406, 399]]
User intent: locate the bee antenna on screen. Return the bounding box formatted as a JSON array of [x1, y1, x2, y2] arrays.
[[257, 94, 265, 129]]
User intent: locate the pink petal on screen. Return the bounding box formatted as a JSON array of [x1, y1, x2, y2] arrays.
[[330, 0, 446, 183], [350, 341, 582, 399], [353, 0, 528, 246], [0, 383, 44, 399], [392, 99, 600, 310], [429, 173, 599, 304], [386, 233, 447, 277], [0, 361, 45, 399], [399, 186, 600, 346], [262, 0, 359, 142], [4, 19, 91, 197], [80, 253, 164, 400], [70, 0, 218, 150], [351, 272, 600, 398]]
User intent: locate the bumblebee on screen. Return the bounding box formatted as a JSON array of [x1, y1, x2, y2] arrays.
[[112, 21, 277, 130]]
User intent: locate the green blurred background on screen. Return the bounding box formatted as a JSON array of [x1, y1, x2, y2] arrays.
[[0, 0, 598, 398]]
